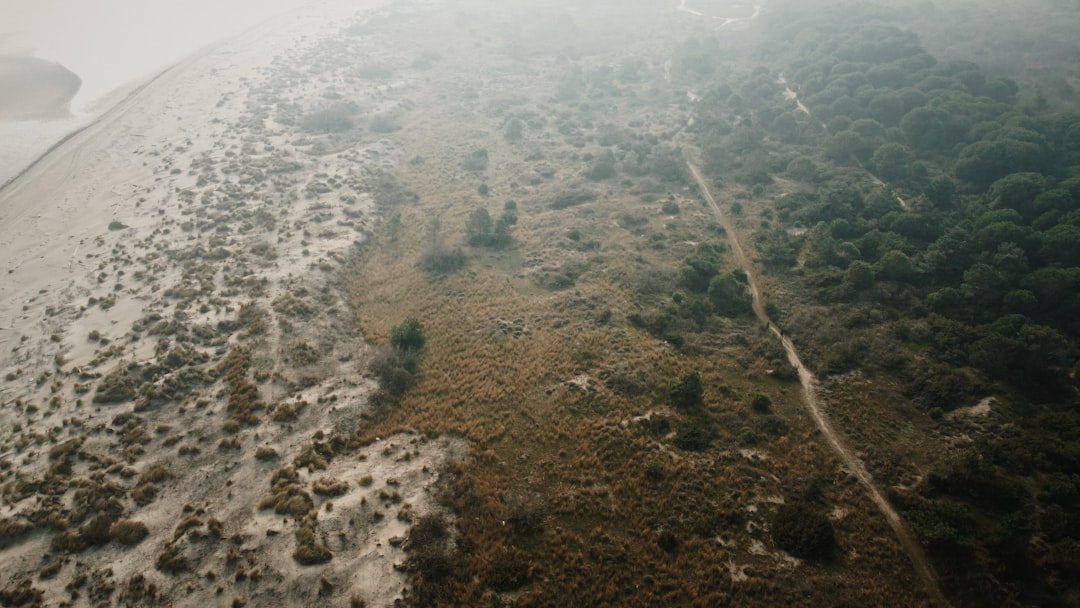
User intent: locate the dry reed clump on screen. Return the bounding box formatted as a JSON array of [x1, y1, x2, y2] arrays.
[[254, 446, 279, 461], [0, 580, 43, 607], [293, 440, 337, 471], [293, 517, 332, 565], [217, 347, 265, 426], [312, 477, 349, 497], [155, 542, 189, 575], [117, 574, 159, 605], [0, 518, 35, 549], [258, 467, 313, 518], [109, 519, 150, 546], [271, 400, 307, 423], [93, 367, 137, 404]]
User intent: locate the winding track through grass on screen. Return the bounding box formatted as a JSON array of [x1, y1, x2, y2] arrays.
[[687, 160, 949, 607]]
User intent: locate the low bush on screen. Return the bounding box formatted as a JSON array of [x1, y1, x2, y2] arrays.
[[109, 519, 149, 546], [293, 523, 332, 565], [771, 502, 836, 560], [313, 477, 349, 497], [668, 371, 704, 408]]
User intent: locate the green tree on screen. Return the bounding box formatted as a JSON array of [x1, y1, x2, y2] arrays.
[[390, 318, 426, 352], [678, 244, 721, 292], [772, 502, 836, 560], [845, 260, 876, 290], [989, 172, 1048, 218], [584, 149, 616, 180], [1040, 224, 1080, 267], [876, 249, 915, 282], [900, 106, 949, 150], [668, 371, 704, 408], [708, 273, 753, 317], [466, 208, 494, 246], [872, 142, 914, 182], [969, 314, 1072, 380]]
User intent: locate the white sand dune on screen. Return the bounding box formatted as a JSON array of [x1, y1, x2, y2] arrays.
[[0, 1, 467, 605]]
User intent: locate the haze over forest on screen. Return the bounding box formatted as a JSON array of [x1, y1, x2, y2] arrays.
[[1, 0, 1079, 606]]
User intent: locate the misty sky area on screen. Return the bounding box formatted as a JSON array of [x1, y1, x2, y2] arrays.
[[1, 0, 309, 108]]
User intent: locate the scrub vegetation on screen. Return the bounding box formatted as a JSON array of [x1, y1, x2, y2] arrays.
[[1, 0, 1079, 606]]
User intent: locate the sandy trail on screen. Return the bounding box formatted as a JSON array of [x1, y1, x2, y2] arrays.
[[688, 160, 948, 607], [776, 73, 911, 211]]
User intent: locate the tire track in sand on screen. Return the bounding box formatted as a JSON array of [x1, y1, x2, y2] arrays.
[[687, 160, 949, 607]]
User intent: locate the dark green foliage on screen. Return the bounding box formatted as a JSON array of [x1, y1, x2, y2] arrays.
[[907, 499, 976, 551], [390, 319, 425, 353], [504, 118, 524, 142], [584, 149, 616, 180], [969, 314, 1072, 382], [757, 229, 798, 269], [750, 393, 772, 413], [674, 421, 714, 451], [368, 347, 420, 403], [683, 4, 1080, 605], [707, 273, 753, 317], [465, 208, 493, 245], [678, 243, 722, 292], [668, 371, 704, 408], [466, 207, 515, 247], [844, 261, 875, 291], [771, 502, 836, 560]]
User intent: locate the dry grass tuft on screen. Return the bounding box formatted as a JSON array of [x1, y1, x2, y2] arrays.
[[109, 519, 150, 546]]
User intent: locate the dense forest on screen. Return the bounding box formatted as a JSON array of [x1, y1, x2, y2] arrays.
[[674, 2, 1080, 604]]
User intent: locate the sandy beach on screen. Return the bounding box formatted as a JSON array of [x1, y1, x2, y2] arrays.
[[0, 1, 468, 604]]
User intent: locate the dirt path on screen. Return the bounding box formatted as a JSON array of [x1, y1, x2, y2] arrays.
[[687, 160, 948, 607], [776, 73, 910, 211]]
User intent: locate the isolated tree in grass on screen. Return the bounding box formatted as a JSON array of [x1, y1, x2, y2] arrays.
[[419, 218, 465, 273], [391, 318, 425, 352], [466, 208, 494, 245], [668, 370, 704, 408], [708, 273, 753, 317]]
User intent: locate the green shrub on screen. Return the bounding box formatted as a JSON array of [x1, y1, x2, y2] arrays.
[[390, 318, 425, 352], [750, 394, 772, 413], [674, 422, 714, 451], [668, 371, 704, 408], [771, 502, 836, 560]]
